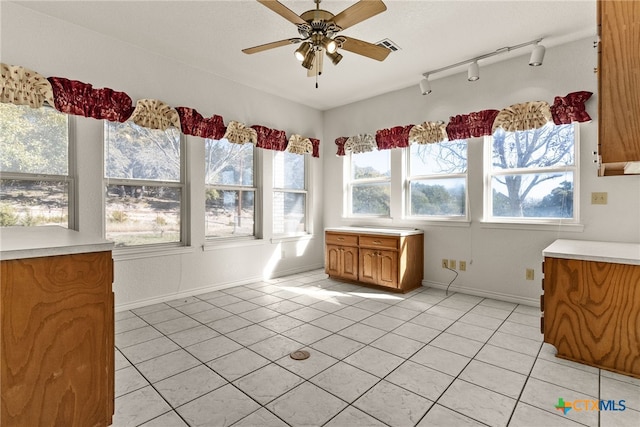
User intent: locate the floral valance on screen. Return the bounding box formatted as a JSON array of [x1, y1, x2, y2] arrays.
[[48, 77, 134, 122], [223, 121, 258, 145], [251, 125, 287, 151], [375, 125, 413, 150], [130, 99, 180, 131], [1, 64, 54, 108], [0, 63, 321, 157], [446, 109, 499, 140], [176, 107, 225, 140], [550, 91, 592, 125], [409, 122, 447, 144], [344, 134, 376, 154], [492, 101, 552, 132], [335, 137, 348, 156], [286, 134, 313, 155]]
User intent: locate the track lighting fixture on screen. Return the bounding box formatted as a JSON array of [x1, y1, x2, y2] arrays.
[[418, 38, 544, 94], [294, 43, 311, 62], [326, 50, 343, 66], [467, 61, 480, 81], [529, 42, 546, 66], [419, 76, 431, 95]]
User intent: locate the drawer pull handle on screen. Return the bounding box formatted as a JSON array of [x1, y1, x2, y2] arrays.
[[337, 237, 344, 241], [373, 240, 382, 244]]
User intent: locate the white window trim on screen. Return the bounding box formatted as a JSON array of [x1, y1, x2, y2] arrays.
[[483, 123, 580, 225]]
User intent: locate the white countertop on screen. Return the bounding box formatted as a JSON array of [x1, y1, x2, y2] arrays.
[[0, 226, 114, 260], [543, 239, 640, 265], [325, 226, 423, 236]]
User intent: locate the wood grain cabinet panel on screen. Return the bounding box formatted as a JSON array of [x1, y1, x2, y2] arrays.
[[543, 257, 640, 378], [1, 251, 114, 426], [325, 230, 423, 292], [598, 0, 640, 171]]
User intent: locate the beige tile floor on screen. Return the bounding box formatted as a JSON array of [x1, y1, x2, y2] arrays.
[[113, 269, 640, 427]]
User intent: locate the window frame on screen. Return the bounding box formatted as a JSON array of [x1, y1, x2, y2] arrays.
[[272, 150, 309, 237], [0, 104, 76, 229], [204, 138, 259, 241], [103, 121, 187, 249], [345, 149, 392, 218], [404, 140, 469, 221], [483, 123, 580, 225]]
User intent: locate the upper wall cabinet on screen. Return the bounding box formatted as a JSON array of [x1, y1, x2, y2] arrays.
[[597, 0, 640, 176]]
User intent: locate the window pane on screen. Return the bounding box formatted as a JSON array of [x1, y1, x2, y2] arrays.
[[274, 151, 304, 190], [206, 189, 254, 238], [351, 150, 390, 180], [205, 139, 253, 186], [105, 121, 181, 181], [410, 178, 466, 216], [492, 123, 574, 171], [0, 179, 68, 227], [105, 184, 181, 246], [352, 183, 390, 216], [410, 141, 467, 175], [0, 103, 68, 175], [491, 172, 574, 218], [273, 191, 305, 234]]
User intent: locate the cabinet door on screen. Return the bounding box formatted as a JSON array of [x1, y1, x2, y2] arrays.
[[377, 250, 398, 288], [325, 244, 342, 276], [359, 248, 378, 285], [341, 246, 359, 281]]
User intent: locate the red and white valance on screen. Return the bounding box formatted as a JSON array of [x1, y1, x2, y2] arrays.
[[375, 125, 413, 150], [446, 109, 500, 140], [409, 122, 447, 144], [176, 107, 225, 139], [492, 101, 552, 132], [130, 99, 180, 131], [286, 134, 313, 155], [1, 63, 54, 108], [251, 125, 288, 151], [223, 121, 258, 145], [550, 91, 593, 125], [344, 134, 376, 154]]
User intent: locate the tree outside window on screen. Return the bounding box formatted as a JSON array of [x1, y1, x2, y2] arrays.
[[349, 150, 390, 216], [0, 103, 72, 228], [486, 123, 577, 220]]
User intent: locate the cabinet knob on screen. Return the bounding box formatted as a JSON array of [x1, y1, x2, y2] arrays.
[[594, 67, 598, 74]]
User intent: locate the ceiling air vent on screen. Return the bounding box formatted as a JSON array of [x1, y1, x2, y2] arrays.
[[376, 38, 401, 52]]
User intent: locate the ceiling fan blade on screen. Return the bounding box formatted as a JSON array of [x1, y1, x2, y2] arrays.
[[257, 0, 306, 25], [340, 36, 390, 61], [332, 0, 387, 30], [242, 38, 301, 54], [308, 49, 324, 77]]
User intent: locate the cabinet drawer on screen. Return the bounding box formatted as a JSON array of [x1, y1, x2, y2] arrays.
[[359, 235, 398, 250], [326, 233, 358, 246]]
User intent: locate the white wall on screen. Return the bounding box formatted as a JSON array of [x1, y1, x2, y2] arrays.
[[1, 3, 325, 310], [323, 38, 640, 305]]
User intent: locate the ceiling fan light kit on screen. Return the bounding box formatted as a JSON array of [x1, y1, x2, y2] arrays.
[[243, 0, 391, 87]]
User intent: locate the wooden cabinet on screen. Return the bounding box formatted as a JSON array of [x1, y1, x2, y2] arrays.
[[325, 228, 423, 292], [1, 228, 114, 426], [597, 0, 640, 175], [541, 239, 640, 379]]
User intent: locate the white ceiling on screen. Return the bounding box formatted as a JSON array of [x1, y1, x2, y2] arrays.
[[13, 0, 597, 111]]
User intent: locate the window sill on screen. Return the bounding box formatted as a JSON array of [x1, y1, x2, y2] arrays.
[[270, 234, 314, 244], [112, 244, 195, 261], [404, 218, 471, 228], [203, 237, 264, 250], [480, 221, 584, 232]]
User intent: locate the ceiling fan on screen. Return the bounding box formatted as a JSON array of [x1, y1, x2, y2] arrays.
[[242, 0, 391, 84]]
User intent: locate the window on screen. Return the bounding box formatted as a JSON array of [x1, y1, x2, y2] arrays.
[[485, 123, 577, 222], [273, 151, 306, 235], [104, 121, 185, 247], [205, 139, 256, 238], [407, 140, 468, 218], [0, 103, 73, 228], [347, 150, 390, 216]]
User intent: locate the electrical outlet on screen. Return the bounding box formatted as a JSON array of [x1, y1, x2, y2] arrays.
[[526, 268, 535, 280], [442, 259, 448, 268], [591, 192, 608, 205], [459, 261, 466, 271], [449, 259, 456, 270]]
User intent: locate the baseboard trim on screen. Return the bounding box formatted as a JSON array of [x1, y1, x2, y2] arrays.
[[422, 280, 540, 308], [115, 262, 326, 313]]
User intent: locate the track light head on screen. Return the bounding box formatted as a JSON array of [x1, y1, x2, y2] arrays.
[[468, 61, 479, 81], [529, 42, 546, 66], [419, 77, 431, 95]]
